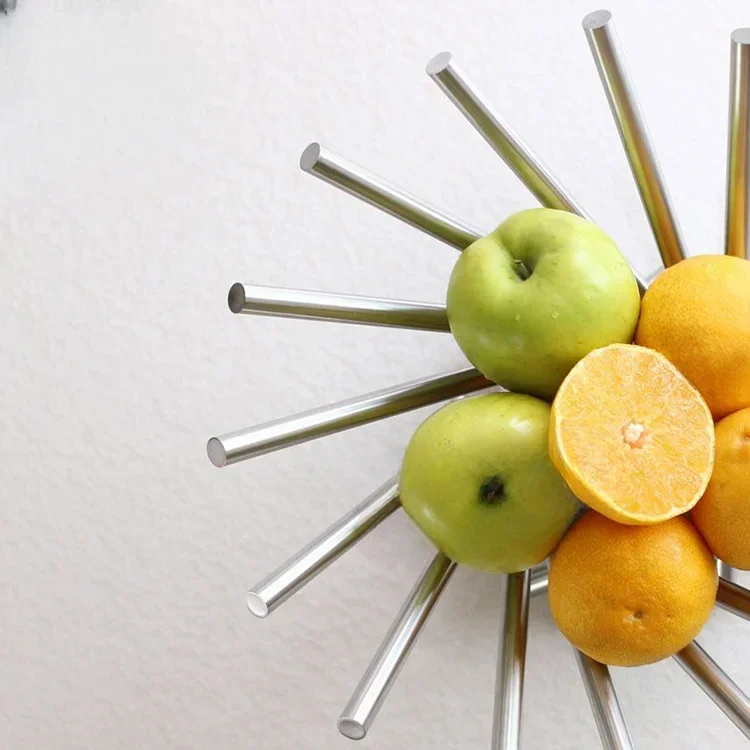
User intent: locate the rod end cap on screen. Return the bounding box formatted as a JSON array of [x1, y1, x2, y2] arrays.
[[207, 438, 227, 467], [338, 718, 366, 740], [300, 142, 322, 172], [425, 51, 453, 76], [228, 283, 245, 314], [582, 9, 612, 30], [246, 592, 269, 618]]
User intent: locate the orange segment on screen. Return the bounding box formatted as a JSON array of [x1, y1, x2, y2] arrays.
[[550, 344, 715, 525]]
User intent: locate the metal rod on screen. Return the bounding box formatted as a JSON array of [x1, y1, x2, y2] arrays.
[[583, 10, 686, 268], [674, 640, 750, 738], [491, 570, 530, 750], [426, 52, 586, 215], [717, 576, 750, 622], [725, 29, 750, 259], [338, 552, 456, 740], [575, 650, 635, 750], [207, 367, 489, 467], [717, 560, 737, 584], [227, 283, 450, 332], [300, 143, 483, 250], [426, 51, 647, 293], [529, 565, 549, 598], [246, 476, 401, 618]]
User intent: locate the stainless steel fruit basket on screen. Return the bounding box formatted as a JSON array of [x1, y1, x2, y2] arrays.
[[207, 11, 750, 749]]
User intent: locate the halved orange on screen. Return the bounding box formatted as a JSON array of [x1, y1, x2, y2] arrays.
[[550, 344, 715, 525]]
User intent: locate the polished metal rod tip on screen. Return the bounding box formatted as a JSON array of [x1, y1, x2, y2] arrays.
[[245, 592, 269, 619], [426, 51, 586, 216], [674, 641, 750, 738], [732, 28, 750, 45], [207, 367, 489, 467], [529, 565, 549, 597], [583, 9, 686, 269], [299, 141, 483, 249], [299, 141, 322, 172], [226, 283, 450, 332], [338, 552, 456, 740], [576, 650, 634, 750], [227, 283, 246, 314], [337, 718, 366, 741], [206, 437, 227, 468], [716, 576, 750, 621], [717, 560, 737, 584], [245, 477, 401, 618], [424, 50, 453, 76], [725, 29, 750, 258], [582, 9, 612, 30], [491, 570, 531, 750]]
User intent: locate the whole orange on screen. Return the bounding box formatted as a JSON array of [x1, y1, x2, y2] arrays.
[[692, 407, 750, 569], [548, 511, 717, 667], [635, 254, 750, 419]]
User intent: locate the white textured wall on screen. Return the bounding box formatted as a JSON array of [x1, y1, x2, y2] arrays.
[[2, 1, 750, 748]]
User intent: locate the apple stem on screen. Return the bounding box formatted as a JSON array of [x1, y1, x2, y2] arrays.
[[513, 259, 532, 280]]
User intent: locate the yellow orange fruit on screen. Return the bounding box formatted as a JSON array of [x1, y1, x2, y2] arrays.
[[550, 344, 714, 525], [692, 407, 750, 569], [549, 512, 717, 667], [635, 254, 750, 419]]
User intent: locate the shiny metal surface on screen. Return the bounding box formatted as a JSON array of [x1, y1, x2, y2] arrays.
[[300, 142, 483, 249], [717, 560, 737, 584], [246, 477, 401, 618], [717, 576, 750, 621], [725, 29, 750, 258], [674, 640, 750, 738], [338, 552, 456, 740], [227, 283, 449, 332], [426, 50, 647, 294], [583, 10, 686, 268], [575, 651, 634, 750], [529, 565, 549, 598], [207, 366, 488, 467], [426, 52, 586, 215], [491, 570, 530, 750]]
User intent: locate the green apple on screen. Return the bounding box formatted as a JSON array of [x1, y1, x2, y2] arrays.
[[400, 392, 580, 572], [447, 208, 640, 400]]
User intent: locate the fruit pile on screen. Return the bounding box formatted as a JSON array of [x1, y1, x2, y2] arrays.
[[399, 207, 750, 667]]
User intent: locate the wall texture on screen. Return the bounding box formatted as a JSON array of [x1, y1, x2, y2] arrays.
[[2, 1, 750, 748]]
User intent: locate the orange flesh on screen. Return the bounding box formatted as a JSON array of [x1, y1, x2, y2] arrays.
[[551, 345, 715, 523]]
